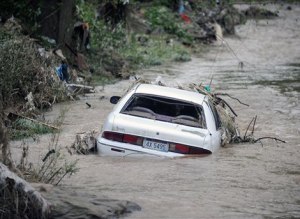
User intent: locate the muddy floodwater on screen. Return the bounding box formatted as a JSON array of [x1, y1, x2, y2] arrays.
[[12, 3, 300, 219]]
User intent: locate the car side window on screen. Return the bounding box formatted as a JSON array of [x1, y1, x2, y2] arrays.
[[208, 100, 222, 130]]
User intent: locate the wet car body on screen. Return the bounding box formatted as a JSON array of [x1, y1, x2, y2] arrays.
[[97, 84, 222, 157]]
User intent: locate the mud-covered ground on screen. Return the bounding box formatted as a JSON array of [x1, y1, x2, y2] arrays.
[[11, 3, 300, 219]]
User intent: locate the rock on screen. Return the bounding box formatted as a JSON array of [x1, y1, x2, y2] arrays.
[[216, 6, 246, 35], [195, 6, 245, 36], [243, 6, 278, 19], [0, 163, 50, 219], [39, 186, 141, 219], [102, 51, 130, 79], [222, 13, 235, 34]]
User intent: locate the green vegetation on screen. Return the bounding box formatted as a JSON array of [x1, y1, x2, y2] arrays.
[[230, 0, 298, 3], [9, 119, 55, 140], [119, 35, 191, 68], [144, 6, 192, 41], [0, 0, 41, 32], [76, 1, 191, 78], [76, 1, 127, 50]]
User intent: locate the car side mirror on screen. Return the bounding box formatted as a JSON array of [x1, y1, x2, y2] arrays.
[[110, 96, 121, 104]]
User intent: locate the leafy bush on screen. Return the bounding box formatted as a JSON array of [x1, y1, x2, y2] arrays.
[[144, 6, 193, 43], [10, 119, 55, 140], [0, 0, 41, 31], [119, 35, 191, 68], [145, 6, 180, 35], [76, 1, 192, 76]]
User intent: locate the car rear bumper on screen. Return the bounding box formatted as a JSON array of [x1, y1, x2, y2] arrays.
[[97, 138, 185, 158]]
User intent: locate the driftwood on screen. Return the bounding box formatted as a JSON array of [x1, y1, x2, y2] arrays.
[[86, 102, 92, 108], [66, 83, 95, 94], [0, 163, 50, 219], [7, 112, 59, 130]]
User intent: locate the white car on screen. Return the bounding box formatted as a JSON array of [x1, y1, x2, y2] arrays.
[[97, 84, 222, 157]]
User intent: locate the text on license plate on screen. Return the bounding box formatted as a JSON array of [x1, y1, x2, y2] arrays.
[[143, 139, 169, 152]]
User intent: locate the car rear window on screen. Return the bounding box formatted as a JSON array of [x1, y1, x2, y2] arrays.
[[121, 94, 206, 128]]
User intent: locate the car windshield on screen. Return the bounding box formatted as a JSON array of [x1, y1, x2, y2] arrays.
[[121, 94, 206, 128]]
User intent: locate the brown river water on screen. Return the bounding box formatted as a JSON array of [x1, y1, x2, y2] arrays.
[[11, 3, 300, 219]]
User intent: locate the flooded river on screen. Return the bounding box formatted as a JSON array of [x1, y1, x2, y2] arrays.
[[12, 3, 300, 219]]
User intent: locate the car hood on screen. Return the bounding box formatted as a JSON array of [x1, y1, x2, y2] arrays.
[[110, 113, 211, 150]]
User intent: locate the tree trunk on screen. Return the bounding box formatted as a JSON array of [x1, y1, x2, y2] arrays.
[[39, 0, 75, 46]]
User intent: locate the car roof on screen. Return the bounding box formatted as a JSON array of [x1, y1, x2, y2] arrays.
[[134, 84, 207, 105]]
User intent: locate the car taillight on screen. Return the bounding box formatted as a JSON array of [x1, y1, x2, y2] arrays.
[[189, 147, 211, 154], [170, 143, 190, 154], [102, 132, 143, 146], [123, 134, 143, 145], [169, 143, 211, 155], [102, 131, 123, 142]]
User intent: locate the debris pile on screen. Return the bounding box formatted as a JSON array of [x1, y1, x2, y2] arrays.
[[188, 83, 242, 145], [243, 6, 278, 19], [0, 20, 66, 115], [69, 131, 98, 155]]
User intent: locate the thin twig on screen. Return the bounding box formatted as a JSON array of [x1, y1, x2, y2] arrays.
[[47, 167, 62, 184], [215, 93, 249, 107], [209, 75, 214, 87], [251, 115, 257, 136], [244, 116, 255, 139], [220, 99, 238, 117], [55, 172, 68, 186], [254, 137, 286, 143]]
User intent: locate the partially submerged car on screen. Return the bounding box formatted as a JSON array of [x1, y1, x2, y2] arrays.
[[97, 83, 222, 157]]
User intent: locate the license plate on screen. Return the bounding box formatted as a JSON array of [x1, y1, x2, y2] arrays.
[[143, 139, 169, 152]]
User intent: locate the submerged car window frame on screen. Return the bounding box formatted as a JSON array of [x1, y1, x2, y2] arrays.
[[120, 93, 207, 128], [207, 100, 222, 130]]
